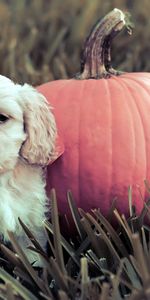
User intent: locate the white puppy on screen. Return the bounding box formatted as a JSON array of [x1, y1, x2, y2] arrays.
[[0, 75, 57, 263]]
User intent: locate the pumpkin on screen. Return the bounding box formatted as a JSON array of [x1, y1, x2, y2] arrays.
[[38, 8, 150, 222]]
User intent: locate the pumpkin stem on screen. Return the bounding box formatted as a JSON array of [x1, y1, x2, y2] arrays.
[[77, 8, 133, 79]]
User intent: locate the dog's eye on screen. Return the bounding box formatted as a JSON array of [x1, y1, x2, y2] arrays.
[[0, 114, 9, 123]]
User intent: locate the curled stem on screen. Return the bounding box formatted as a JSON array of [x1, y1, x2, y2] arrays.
[[77, 8, 133, 79]]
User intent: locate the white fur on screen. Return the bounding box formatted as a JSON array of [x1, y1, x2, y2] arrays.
[[0, 75, 57, 264]]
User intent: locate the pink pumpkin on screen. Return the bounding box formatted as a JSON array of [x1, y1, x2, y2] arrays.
[[38, 9, 150, 221]]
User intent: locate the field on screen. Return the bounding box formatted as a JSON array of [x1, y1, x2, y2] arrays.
[[0, 0, 150, 85], [0, 1, 150, 299]]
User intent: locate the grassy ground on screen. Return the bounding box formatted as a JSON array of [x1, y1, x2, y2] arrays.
[[0, 1, 150, 299], [1, 190, 150, 299]]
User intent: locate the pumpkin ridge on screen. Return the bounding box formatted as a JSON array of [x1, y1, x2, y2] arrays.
[[119, 73, 150, 81], [121, 75, 150, 96], [107, 77, 135, 208], [77, 79, 88, 209], [63, 79, 84, 208], [50, 80, 76, 141], [80, 79, 104, 210], [103, 78, 113, 208], [114, 77, 138, 190], [121, 77, 148, 199]]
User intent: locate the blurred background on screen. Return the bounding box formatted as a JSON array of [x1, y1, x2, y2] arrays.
[[0, 0, 150, 85]]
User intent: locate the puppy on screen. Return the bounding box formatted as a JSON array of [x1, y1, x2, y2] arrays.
[[0, 75, 58, 264]]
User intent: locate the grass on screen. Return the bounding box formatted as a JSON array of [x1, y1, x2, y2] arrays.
[[0, 1, 150, 299], [0, 189, 150, 299]]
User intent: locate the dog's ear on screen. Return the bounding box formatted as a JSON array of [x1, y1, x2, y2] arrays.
[[18, 84, 57, 166]]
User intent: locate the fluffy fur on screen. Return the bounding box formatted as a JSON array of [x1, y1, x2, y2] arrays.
[[0, 75, 57, 264]]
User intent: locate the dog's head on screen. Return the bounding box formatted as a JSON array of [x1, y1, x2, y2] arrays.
[[0, 75, 58, 172]]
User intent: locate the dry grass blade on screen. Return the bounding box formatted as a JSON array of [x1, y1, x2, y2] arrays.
[[81, 257, 89, 284], [41, 268, 54, 299], [92, 210, 129, 258], [44, 226, 55, 257], [122, 214, 137, 236], [50, 189, 67, 276], [67, 190, 86, 240], [100, 282, 110, 300], [76, 236, 90, 256], [81, 217, 102, 257], [143, 205, 150, 224], [58, 290, 70, 300], [129, 255, 143, 284], [0, 267, 38, 300], [122, 258, 142, 289], [87, 249, 107, 271], [113, 209, 133, 246], [0, 284, 15, 300], [138, 199, 150, 225], [18, 218, 47, 259], [111, 259, 126, 299], [44, 220, 80, 266], [81, 257, 89, 300], [83, 212, 120, 264], [0, 245, 35, 286], [131, 233, 150, 284], [107, 197, 117, 222], [49, 257, 69, 293], [6, 282, 15, 300], [128, 186, 133, 217], [141, 227, 149, 265], [7, 231, 47, 294], [0, 243, 23, 269], [39, 292, 53, 300], [14, 266, 35, 286]]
